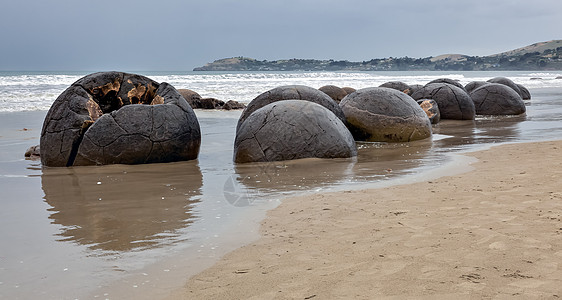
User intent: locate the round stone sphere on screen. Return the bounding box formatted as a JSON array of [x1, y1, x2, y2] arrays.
[[487, 77, 522, 97], [470, 83, 526, 115], [342, 87, 356, 94], [417, 99, 441, 124], [237, 85, 346, 131], [177, 88, 202, 108], [319, 85, 348, 103], [408, 84, 424, 95], [517, 84, 531, 100], [339, 87, 432, 142], [379, 81, 412, 95], [427, 78, 467, 93], [411, 83, 475, 120], [40, 72, 201, 167], [234, 100, 357, 163], [465, 81, 489, 94]]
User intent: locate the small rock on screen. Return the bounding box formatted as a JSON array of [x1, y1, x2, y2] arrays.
[[25, 145, 40, 159], [199, 98, 225, 109], [222, 100, 246, 110]]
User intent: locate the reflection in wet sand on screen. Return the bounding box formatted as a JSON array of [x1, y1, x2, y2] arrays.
[[42, 161, 202, 252], [231, 112, 528, 200], [230, 157, 356, 203]]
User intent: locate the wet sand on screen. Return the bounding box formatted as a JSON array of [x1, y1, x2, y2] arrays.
[[169, 140, 562, 299]]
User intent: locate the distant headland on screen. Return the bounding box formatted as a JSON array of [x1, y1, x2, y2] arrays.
[[194, 40, 562, 71]]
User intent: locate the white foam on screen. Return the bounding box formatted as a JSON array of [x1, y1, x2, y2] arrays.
[[2, 71, 562, 112]]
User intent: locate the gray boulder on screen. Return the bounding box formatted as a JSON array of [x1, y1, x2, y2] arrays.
[[470, 83, 526, 115], [411, 83, 475, 120], [487, 77, 522, 97], [408, 84, 424, 95], [40, 72, 201, 167], [234, 100, 357, 163], [427, 78, 467, 93], [379, 81, 412, 95], [339, 87, 432, 142], [416, 99, 441, 124], [319, 85, 348, 103], [237, 85, 346, 131], [516, 84, 531, 100], [465, 81, 489, 94]]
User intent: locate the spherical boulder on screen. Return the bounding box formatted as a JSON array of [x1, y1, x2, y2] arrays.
[[517, 84, 531, 100], [408, 84, 424, 95], [177, 89, 202, 108], [379, 81, 412, 95], [487, 77, 522, 97], [234, 100, 357, 163], [339, 87, 432, 142], [319, 85, 348, 103], [416, 99, 441, 124], [40, 72, 201, 167], [237, 85, 346, 131], [427, 78, 467, 93], [411, 83, 475, 120], [469, 83, 526, 115], [465, 81, 489, 94], [342, 87, 356, 94]]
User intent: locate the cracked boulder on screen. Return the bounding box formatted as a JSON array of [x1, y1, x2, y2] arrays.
[[465, 81, 489, 94], [319, 85, 348, 103], [411, 83, 475, 120], [40, 72, 201, 167], [236, 85, 346, 131], [340, 87, 432, 142], [379, 81, 412, 95], [417, 99, 441, 124], [408, 84, 423, 95], [234, 100, 356, 163], [427, 78, 468, 93], [469, 83, 526, 115]]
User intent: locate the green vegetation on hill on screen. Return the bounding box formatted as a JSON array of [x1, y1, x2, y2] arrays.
[[194, 40, 562, 71]]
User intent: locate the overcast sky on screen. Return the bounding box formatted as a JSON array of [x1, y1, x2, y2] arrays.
[[1, 0, 561, 71]]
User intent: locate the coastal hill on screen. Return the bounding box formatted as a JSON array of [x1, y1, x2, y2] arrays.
[[194, 40, 562, 71]]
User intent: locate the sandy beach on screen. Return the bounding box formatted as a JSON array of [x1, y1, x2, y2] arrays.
[[169, 140, 562, 299]]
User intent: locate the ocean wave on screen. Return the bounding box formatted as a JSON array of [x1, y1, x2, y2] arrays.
[[1, 71, 561, 112]]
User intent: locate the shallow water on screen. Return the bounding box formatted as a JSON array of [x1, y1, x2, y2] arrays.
[[0, 72, 561, 299]]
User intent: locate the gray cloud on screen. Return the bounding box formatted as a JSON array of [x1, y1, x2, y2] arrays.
[[1, 0, 561, 71]]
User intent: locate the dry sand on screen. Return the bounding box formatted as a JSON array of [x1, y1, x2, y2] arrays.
[[167, 140, 562, 299]]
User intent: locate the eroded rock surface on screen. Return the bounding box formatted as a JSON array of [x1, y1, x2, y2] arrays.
[[237, 85, 346, 131], [470, 83, 526, 115], [417, 99, 441, 124], [234, 100, 356, 163], [411, 83, 475, 120], [40, 72, 201, 167], [340, 87, 432, 142]]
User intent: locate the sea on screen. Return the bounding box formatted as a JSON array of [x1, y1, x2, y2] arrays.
[[1, 70, 562, 299]]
